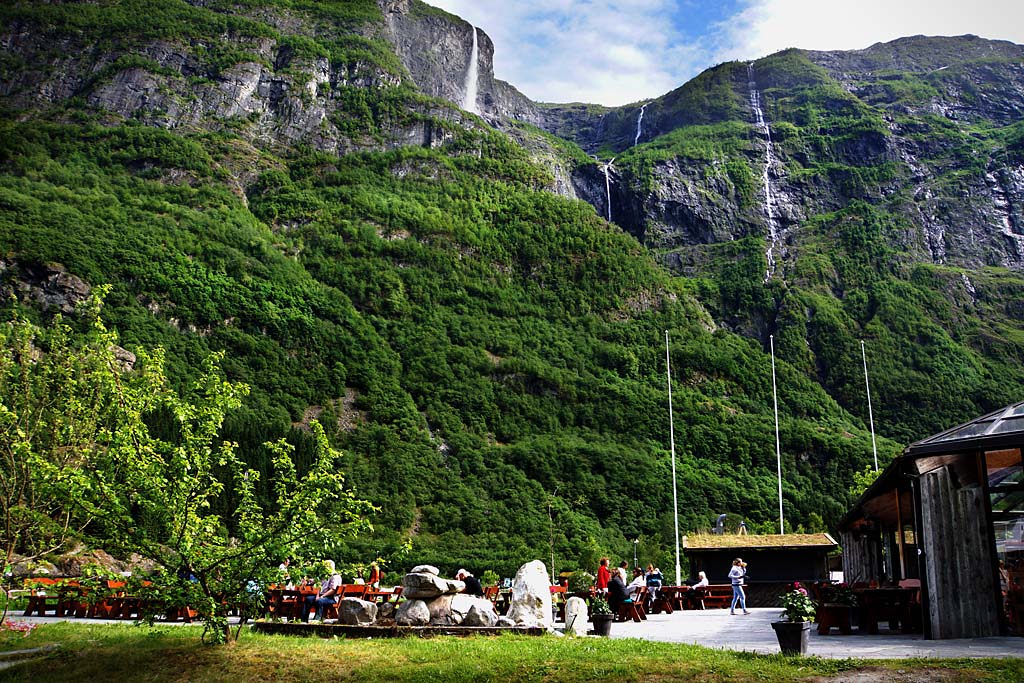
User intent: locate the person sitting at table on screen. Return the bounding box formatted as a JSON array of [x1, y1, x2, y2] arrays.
[[691, 571, 709, 589], [596, 557, 611, 593], [303, 559, 342, 622], [607, 571, 629, 614], [456, 569, 484, 597], [626, 567, 646, 597]]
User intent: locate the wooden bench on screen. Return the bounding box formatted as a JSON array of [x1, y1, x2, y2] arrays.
[[694, 585, 734, 610], [650, 586, 686, 614], [23, 578, 63, 617], [617, 587, 648, 623]]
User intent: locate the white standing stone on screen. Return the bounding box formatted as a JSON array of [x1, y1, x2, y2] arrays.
[[505, 560, 553, 629], [563, 596, 589, 636]]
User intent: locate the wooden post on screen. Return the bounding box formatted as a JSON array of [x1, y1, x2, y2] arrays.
[[895, 489, 906, 580]]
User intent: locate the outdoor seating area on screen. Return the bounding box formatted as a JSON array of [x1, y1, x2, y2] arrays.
[[549, 582, 752, 626], [19, 577, 197, 622], [265, 584, 403, 622], [17, 577, 412, 624]]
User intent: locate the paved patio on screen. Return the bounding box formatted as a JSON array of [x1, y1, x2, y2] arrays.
[[607, 607, 1024, 658]]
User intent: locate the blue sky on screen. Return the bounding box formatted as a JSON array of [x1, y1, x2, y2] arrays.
[[426, 0, 1024, 106]]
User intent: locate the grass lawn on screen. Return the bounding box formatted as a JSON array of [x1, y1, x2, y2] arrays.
[[0, 622, 1021, 682]]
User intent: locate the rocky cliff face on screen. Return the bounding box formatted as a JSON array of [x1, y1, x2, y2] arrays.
[[0, 1, 490, 157], [550, 37, 1024, 278], [378, 0, 540, 125]]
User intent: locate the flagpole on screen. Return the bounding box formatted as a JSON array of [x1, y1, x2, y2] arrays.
[[861, 340, 878, 471], [770, 335, 784, 535], [666, 330, 681, 586]]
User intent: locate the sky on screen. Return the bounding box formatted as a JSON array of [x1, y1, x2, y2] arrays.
[[425, 0, 1024, 107]]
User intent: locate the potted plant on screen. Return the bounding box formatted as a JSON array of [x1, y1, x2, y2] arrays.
[[588, 597, 614, 637], [815, 581, 856, 635], [772, 582, 816, 655]]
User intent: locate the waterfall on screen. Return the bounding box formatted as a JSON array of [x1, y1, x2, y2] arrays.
[[634, 102, 649, 146], [747, 63, 780, 281], [603, 157, 616, 221], [463, 26, 479, 114]]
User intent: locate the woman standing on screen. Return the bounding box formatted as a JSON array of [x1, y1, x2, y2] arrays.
[[729, 558, 751, 615], [596, 557, 611, 593]]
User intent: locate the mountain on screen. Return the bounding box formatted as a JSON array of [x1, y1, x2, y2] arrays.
[[0, 0, 1020, 576], [540, 35, 1024, 444]]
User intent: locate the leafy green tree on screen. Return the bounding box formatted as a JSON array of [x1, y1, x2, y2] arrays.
[[0, 291, 128, 616], [848, 465, 883, 498], [0, 293, 373, 642]]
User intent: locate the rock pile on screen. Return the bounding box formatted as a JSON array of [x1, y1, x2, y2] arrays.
[[395, 564, 500, 627]]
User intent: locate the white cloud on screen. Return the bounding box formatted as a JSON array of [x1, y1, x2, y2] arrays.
[[424, 1, 1024, 106], [714, 0, 1024, 64]]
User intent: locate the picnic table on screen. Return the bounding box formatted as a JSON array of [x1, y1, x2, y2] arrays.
[[650, 585, 689, 613], [853, 586, 919, 634], [266, 586, 316, 621]]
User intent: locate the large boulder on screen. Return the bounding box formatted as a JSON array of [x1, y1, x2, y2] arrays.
[[427, 593, 457, 625], [402, 572, 464, 599], [338, 597, 378, 625], [563, 596, 589, 636], [410, 564, 439, 576], [505, 560, 553, 629], [399, 573, 464, 598], [451, 594, 498, 627], [395, 599, 430, 626]]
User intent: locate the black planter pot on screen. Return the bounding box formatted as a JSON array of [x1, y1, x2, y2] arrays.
[[771, 621, 811, 655], [591, 613, 614, 637]]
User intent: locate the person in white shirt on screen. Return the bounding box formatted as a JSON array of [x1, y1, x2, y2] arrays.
[[626, 567, 646, 596], [692, 571, 709, 589], [303, 559, 342, 621]]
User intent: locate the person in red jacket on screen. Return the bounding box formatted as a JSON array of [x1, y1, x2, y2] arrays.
[[596, 557, 611, 593]]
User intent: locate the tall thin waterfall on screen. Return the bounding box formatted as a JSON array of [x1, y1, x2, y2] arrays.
[[634, 102, 649, 146], [463, 27, 479, 114], [603, 157, 616, 221], [747, 63, 780, 281]]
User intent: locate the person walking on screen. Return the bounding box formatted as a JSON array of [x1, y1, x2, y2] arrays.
[[729, 558, 750, 615]]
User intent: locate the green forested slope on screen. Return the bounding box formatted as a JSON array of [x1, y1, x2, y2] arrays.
[[0, 115, 887, 574], [0, 0, 924, 577]]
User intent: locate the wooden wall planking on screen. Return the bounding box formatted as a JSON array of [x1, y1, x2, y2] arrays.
[[919, 464, 1000, 638]]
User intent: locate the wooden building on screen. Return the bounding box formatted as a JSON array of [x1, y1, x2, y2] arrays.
[[682, 533, 837, 606], [839, 401, 1024, 638]]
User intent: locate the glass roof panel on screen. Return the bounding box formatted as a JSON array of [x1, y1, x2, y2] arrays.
[[991, 417, 1024, 436], [913, 401, 1024, 450], [934, 420, 995, 441]]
